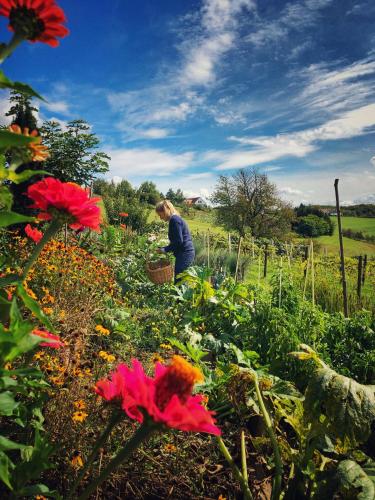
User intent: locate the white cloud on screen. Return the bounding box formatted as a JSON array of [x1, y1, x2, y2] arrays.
[[139, 128, 171, 139], [186, 172, 214, 180], [370, 156, 375, 167], [213, 103, 375, 169], [0, 93, 11, 126], [106, 147, 195, 177], [294, 57, 375, 116], [43, 100, 70, 114]]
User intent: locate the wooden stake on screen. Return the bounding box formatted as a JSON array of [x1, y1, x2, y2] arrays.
[[310, 240, 315, 307], [263, 244, 268, 278], [334, 179, 348, 317], [362, 254, 367, 285], [234, 236, 242, 283], [357, 255, 363, 303]]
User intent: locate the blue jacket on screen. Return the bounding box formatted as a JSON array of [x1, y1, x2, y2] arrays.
[[163, 215, 194, 256]]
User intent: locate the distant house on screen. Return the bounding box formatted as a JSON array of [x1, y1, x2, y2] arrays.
[[184, 196, 207, 207]]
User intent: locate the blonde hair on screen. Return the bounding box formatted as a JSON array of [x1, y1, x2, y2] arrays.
[[155, 199, 179, 217]]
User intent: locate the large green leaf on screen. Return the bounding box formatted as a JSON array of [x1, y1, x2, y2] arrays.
[[0, 450, 14, 490], [7, 169, 49, 184], [0, 129, 37, 148], [0, 185, 13, 210], [336, 460, 375, 500], [0, 70, 45, 100], [0, 436, 27, 452], [0, 391, 19, 416], [0, 210, 34, 227], [304, 365, 375, 445]]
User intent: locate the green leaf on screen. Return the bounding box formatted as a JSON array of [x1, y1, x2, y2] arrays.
[[0, 211, 34, 228], [0, 185, 13, 210], [304, 364, 375, 445], [0, 391, 19, 416], [0, 435, 27, 452], [17, 284, 55, 332], [0, 70, 45, 100], [336, 460, 375, 500], [8, 169, 49, 184], [17, 483, 59, 498], [0, 129, 37, 148], [0, 450, 14, 490]]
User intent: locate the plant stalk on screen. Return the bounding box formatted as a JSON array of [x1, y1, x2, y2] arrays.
[[0, 33, 25, 64], [216, 436, 253, 500], [77, 420, 159, 500], [67, 409, 125, 499], [253, 374, 283, 500]]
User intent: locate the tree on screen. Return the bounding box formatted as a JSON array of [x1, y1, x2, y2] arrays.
[[5, 92, 41, 215], [211, 168, 293, 239], [137, 181, 161, 205], [6, 90, 38, 130], [165, 187, 184, 205], [295, 215, 331, 237], [40, 119, 110, 185]]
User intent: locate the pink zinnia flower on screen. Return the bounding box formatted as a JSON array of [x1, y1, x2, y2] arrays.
[[27, 178, 101, 232], [32, 329, 64, 348], [95, 356, 220, 435], [25, 224, 43, 243]]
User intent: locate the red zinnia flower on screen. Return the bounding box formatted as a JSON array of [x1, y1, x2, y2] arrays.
[[32, 329, 64, 348], [25, 223, 43, 243], [95, 356, 221, 435], [27, 177, 102, 232], [0, 0, 69, 47], [119, 212, 128, 217], [120, 223, 126, 230]]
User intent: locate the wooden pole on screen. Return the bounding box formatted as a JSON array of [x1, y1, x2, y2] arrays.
[[207, 230, 210, 269], [362, 254, 367, 285], [334, 179, 348, 317], [310, 240, 315, 307], [357, 255, 363, 302], [234, 236, 242, 283], [303, 246, 309, 278], [263, 244, 268, 278]]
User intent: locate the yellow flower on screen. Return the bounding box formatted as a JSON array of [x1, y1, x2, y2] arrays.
[[95, 324, 110, 336], [49, 376, 64, 386], [35, 496, 48, 500], [42, 307, 53, 315], [218, 495, 227, 500], [160, 343, 172, 350], [163, 443, 177, 453], [98, 350, 109, 359], [33, 351, 45, 361], [4, 362, 12, 370], [73, 400, 86, 410], [106, 355, 115, 363], [72, 411, 88, 423], [70, 451, 84, 468], [151, 353, 164, 364]]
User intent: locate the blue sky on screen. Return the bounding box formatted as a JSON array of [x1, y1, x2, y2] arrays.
[[2, 0, 375, 205]]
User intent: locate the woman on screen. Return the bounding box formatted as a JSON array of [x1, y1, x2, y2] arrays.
[[155, 200, 195, 283]]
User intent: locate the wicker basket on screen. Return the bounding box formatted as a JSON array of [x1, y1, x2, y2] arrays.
[[146, 259, 173, 285]]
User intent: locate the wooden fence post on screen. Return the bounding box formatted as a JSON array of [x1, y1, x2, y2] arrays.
[[303, 246, 309, 278], [263, 244, 268, 278], [234, 236, 242, 283], [362, 254, 367, 285], [334, 179, 348, 317], [357, 255, 363, 302]]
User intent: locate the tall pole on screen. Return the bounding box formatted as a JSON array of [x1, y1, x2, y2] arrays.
[[234, 236, 242, 283], [334, 179, 348, 317]]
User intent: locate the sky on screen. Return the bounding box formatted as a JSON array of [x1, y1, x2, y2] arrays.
[[1, 0, 375, 205]]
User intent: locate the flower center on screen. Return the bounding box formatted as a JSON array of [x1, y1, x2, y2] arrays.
[[155, 355, 204, 411], [9, 7, 45, 40]]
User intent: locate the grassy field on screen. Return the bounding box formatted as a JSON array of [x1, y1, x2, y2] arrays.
[[315, 216, 375, 257]]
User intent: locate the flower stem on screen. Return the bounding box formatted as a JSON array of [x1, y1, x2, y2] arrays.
[[77, 420, 159, 500], [67, 409, 125, 499], [253, 373, 283, 500], [22, 220, 62, 280], [216, 436, 253, 500], [0, 33, 25, 64]]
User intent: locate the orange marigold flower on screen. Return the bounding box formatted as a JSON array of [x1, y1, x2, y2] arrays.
[[72, 411, 88, 423], [163, 443, 177, 453], [70, 450, 84, 468], [27, 177, 102, 232], [95, 324, 110, 336], [0, 0, 69, 47], [95, 356, 220, 435], [8, 124, 49, 161]]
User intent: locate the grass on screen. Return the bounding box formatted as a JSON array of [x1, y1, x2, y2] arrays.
[[314, 216, 375, 257]]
